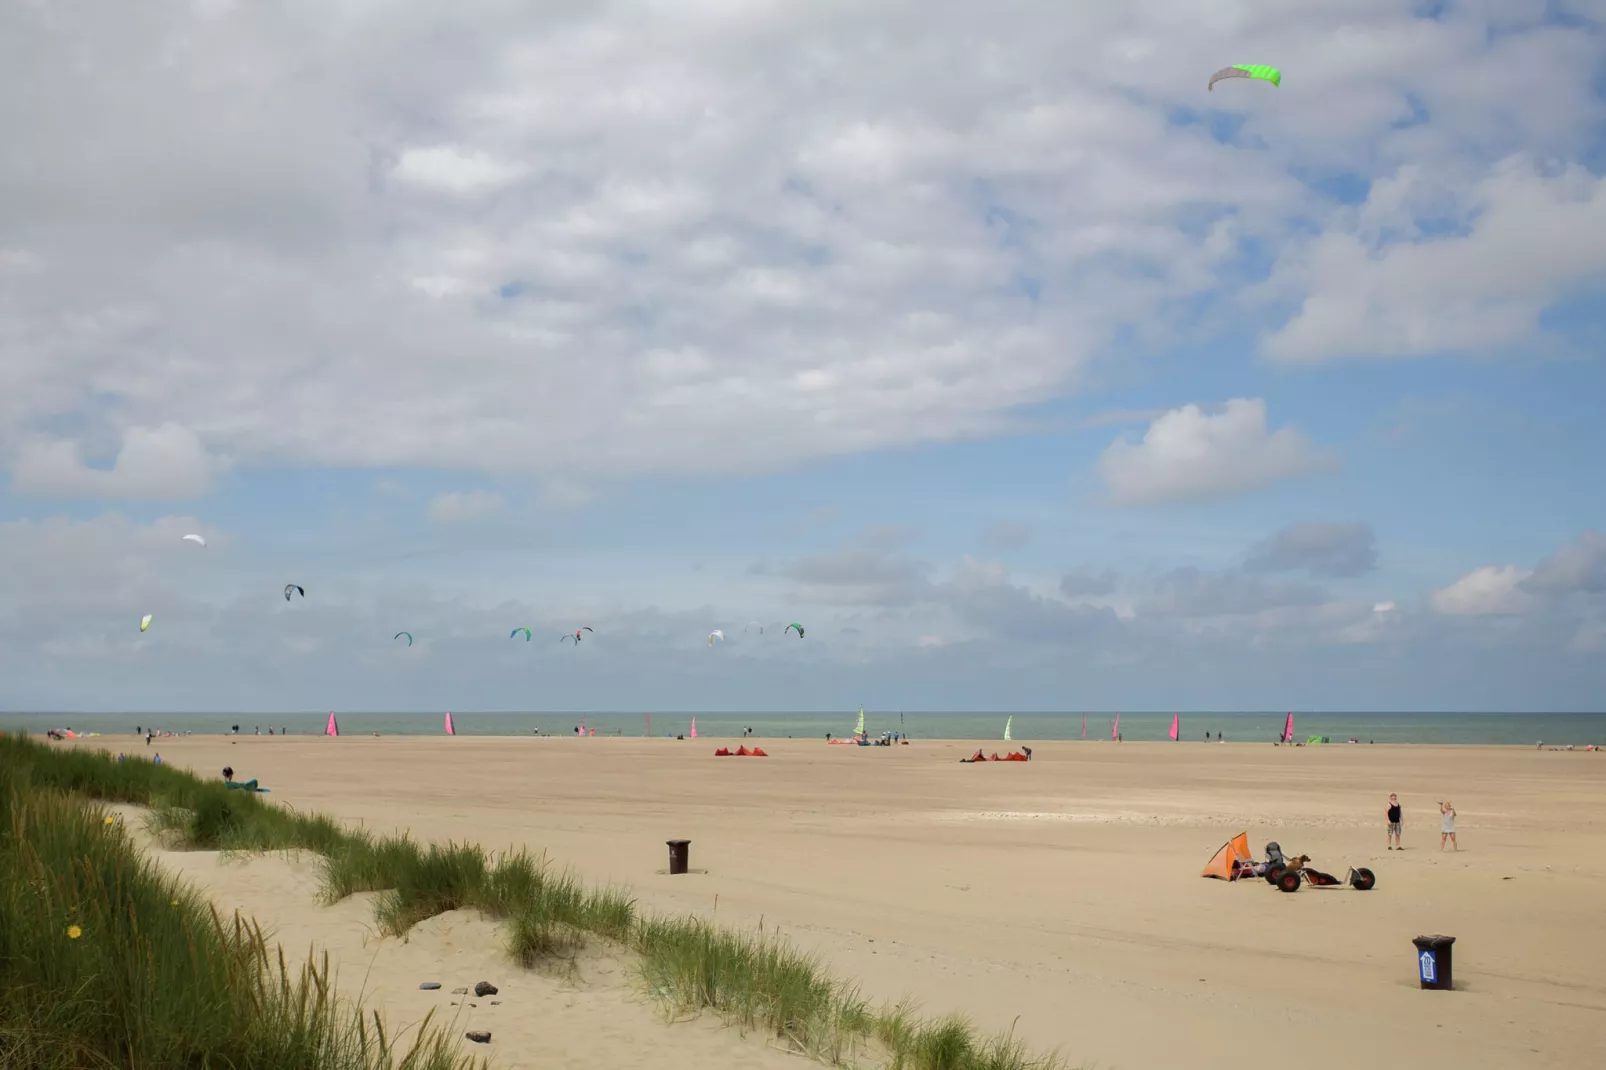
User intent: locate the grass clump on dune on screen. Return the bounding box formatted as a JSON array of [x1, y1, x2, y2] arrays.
[[2, 732, 1074, 1069], [0, 753, 477, 1070]]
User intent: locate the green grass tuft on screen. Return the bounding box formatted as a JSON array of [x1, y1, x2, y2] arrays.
[[0, 744, 479, 1070]]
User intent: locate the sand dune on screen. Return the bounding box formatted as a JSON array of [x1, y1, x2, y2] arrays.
[[111, 736, 1606, 1069], [117, 810, 807, 1069]]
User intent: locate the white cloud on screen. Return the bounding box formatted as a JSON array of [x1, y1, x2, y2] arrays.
[[1263, 157, 1606, 362], [1429, 565, 1536, 616], [8, 424, 220, 500], [392, 145, 527, 196], [1096, 399, 1337, 506], [0, 4, 1596, 486], [426, 490, 504, 522]]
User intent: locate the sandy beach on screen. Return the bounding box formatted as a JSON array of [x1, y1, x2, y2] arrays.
[[104, 736, 1606, 1069]]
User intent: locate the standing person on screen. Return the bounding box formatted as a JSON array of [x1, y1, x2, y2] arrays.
[[1386, 793, 1402, 850], [1439, 800, 1458, 850]]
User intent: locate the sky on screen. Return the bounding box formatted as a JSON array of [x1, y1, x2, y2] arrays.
[[2, 0, 1605, 714]]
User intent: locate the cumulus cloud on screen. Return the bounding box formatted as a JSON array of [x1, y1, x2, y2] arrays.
[[1096, 399, 1338, 506], [426, 490, 504, 522], [1427, 532, 1606, 653], [780, 547, 936, 607], [8, 424, 220, 500], [1141, 567, 1328, 619], [0, 4, 1597, 490], [1523, 530, 1606, 595], [1430, 564, 1536, 616], [1263, 157, 1606, 362], [1059, 566, 1117, 598], [1244, 522, 1378, 578], [391, 145, 527, 196]]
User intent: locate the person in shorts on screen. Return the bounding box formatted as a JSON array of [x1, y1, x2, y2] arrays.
[[1386, 793, 1402, 850]]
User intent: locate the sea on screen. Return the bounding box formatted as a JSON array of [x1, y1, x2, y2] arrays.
[[4, 710, 1604, 746]]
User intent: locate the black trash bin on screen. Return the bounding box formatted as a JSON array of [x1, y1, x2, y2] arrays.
[[666, 839, 691, 875], [1412, 934, 1456, 990]]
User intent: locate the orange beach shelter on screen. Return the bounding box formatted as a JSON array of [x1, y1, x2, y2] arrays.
[[1201, 832, 1252, 880]]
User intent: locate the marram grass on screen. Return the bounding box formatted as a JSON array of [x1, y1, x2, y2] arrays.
[[0, 751, 478, 1070], [0, 732, 1076, 1069]]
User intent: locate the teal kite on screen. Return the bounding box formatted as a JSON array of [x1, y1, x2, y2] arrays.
[[785, 622, 805, 638], [394, 631, 413, 646], [1207, 64, 1281, 91], [510, 627, 531, 641]]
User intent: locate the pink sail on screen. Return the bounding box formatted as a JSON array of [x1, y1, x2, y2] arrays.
[[1112, 713, 1120, 740], [1169, 713, 1179, 741], [1283, 711, 1294, 743], [1081, 714, 1087, 740], [445, 711, 455, 736], [689, 717, 697, 739], [324, 712, 339, 737]]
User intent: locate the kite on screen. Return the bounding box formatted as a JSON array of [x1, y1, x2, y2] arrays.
[[785, 622, 805, 638], [1207, 64, 1281, 92], [708, 629, 724, 646], [139, 614, 153, 633], [510, 627, 531, 641], [284, 584, 305, 601], [561, 626, 595, 644], [743, 620, 764, 634], [182, 534, 206, 547], [394, 631, 413, 646]]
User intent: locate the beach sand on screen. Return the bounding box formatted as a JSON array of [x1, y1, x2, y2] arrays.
[[110, 736, 1605, 1069]]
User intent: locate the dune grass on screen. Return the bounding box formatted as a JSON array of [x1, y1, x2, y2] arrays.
[[0, 750, 478, 1070], [0, 733, 1074, 1070]]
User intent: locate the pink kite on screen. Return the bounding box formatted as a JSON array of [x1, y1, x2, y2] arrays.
[[325, 712, 339, 737], [1168, 713, 1179, 741], [445, 711, 455, 736], [689, 717, 697, 739], [1112, 713, 1120, 741]]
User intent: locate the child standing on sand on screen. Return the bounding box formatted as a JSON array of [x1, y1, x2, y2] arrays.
[[1386, 793, 1402, 850], [1439, 800, 1458, 850]]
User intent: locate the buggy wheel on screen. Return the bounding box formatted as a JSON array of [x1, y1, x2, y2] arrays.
[[1350, 867, 1376, 891], [1277, 869, 1303, 893], [1264, 865, 1285, 885]]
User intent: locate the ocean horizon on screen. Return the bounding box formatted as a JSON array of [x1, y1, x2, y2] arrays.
[[6, 710, 1605, 746]]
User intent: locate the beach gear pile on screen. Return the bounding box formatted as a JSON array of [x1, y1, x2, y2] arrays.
[[713, 745, 768, 757], [958, 749, 1031, 763]]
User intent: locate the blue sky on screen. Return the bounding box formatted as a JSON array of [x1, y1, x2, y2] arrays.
[[2, 1, 1604, 712]]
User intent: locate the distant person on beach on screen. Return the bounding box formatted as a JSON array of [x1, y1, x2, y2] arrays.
[[1439, 801, 1458, 850], [1386, 793, 1402, 850], [222, 766, 234, 782]]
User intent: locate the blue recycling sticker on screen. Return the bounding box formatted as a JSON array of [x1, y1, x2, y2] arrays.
[[1419, 950, 1437, 984]]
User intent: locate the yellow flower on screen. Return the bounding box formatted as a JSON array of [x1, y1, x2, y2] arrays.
[[170, 900, 179, 907], [66, 925, 82, 940], [104, 816, 115, 826]]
